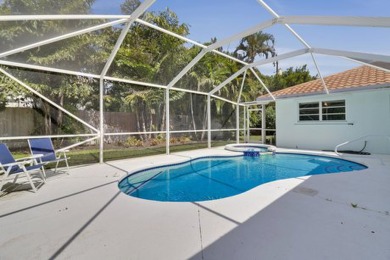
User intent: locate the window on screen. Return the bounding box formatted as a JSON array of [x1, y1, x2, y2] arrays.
[[299, 100, 345, 121], [322, 100, 346, 120], [299, 102, 319, 121]]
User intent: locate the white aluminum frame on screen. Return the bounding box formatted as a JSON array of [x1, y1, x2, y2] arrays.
[[0, 1, 389, 163]]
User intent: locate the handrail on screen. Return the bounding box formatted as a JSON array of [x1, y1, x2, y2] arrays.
[[335, 134, 390, 155]]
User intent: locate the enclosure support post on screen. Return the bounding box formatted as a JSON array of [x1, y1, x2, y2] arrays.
[[261, 104, 266, 144], [236, 70, 247, 144], [99, 78, 104, 163], [246, 106, 250, 142], [166, 88, 170, 155], [236, 104, 240, 144], [243, 105, 247, 142], [207, 95, 211, 148], [97, 0, 156, 163]]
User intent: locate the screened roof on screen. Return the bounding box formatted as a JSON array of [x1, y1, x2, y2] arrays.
[[1, 0, 389, 162], [1, 0, 389, 104]]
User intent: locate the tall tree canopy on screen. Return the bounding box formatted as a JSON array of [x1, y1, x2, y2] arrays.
[[263, 65, 317, 92], [233, 32, 276, 63], [0, 0, 108, 134], [0, 1, 316, 144]]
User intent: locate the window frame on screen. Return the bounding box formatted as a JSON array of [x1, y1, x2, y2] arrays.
[[298, 99, 346, 122]]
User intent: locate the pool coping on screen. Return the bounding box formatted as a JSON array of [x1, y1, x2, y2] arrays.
[[118, 151, 368, 202], [0, 147, 389, 259]]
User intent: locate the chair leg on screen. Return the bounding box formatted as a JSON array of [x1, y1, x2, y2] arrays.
[[12, 174, 19, 184], [0, 172, 10, 192], [25, 173, 37, 192], [54, 160, 60, 174], [34, 158, 46, 179], [40, 166, 47, 180], [40, 169, 46, 183], [64, 155, 70, 175], [22, 166, 37, 193]]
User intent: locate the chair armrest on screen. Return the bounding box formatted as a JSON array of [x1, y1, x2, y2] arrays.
[[16, 154, 43, 162], [57, 150, 70, 160], [56, 149, 70, 154], [0, 161, 30, 168]]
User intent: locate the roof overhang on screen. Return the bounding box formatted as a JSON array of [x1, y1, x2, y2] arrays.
[[257, 83, 390, 102]]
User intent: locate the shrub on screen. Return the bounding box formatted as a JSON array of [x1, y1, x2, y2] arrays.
[[124, 136, 143, 147], [170, 137, 178, 144], [150, 134, 165, 146], [179, 135, 192, 144]]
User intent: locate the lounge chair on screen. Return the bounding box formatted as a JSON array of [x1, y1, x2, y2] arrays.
[[28, 138, 70, 173], [0, 143, 46, 193]]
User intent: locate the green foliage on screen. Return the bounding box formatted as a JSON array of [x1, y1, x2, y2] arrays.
[[265, 104, 276, 129], [234, 32, 276, 63], [263, 65, 317, 92], [150, 134, 165, 146], [124, 136, 144, 147], [1, 0, 94, 14], [0, 72, 26, 111], [169, 137, 179, 144], [0, 0, 107, 135], [179, 135, 192, 144], [169, 135, 194, 145], [121, 0, 140, 15], [0, 1, 316, 143]]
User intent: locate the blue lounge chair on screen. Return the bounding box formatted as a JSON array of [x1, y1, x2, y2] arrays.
[[28, 138, 70, 173], [0, 143, 46, 193]]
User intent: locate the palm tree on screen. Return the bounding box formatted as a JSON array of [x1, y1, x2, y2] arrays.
[[233, 31, 277, 65]]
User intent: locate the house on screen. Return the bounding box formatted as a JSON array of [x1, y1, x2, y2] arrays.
[[257, 64, 390, 154]]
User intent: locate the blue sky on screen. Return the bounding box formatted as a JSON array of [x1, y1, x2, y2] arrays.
[[92, 0, 390, 76]]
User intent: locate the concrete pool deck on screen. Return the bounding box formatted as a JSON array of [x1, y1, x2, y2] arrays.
[[0, 147, 389, 259]]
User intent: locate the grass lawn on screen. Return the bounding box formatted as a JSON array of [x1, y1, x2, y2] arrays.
[[13, 141, 233, 167], [12, 136, 274, 168]]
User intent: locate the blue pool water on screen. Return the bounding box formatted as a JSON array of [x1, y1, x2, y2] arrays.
[[118, 153, 367, 202]]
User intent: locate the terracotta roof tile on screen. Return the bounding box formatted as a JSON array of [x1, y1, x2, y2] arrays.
[[258, 65, 390, 101]]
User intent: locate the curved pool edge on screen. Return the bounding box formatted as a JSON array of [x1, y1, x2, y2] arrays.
[[225, 143, 276, 152], [272, 148, 370, 169], [117, 154, 243, 185], [118, 150, 369, 202]]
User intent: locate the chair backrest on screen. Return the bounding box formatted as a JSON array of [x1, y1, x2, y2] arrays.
[[29, 138, 57, 161], [0, 143, 19, 173], [0, 143, 16, 165]]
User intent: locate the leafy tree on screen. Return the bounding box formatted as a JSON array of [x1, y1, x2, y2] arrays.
[[0, 0, 109, 134], [0, 1, 315, 145], [254, 65, 316, 132], [106, 7, 191, 137], [121, 0, 141, 14], [263, 65, 316, 92], [233, 32, 276, 63], [175, 45, 243, 139]]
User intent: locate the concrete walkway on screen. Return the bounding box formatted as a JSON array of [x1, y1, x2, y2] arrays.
[[0, 147, 389, 259]]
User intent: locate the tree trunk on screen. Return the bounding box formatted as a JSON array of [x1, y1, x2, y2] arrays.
[[135, 110, 142, 140], [148, 108, 153, 139], [200, 104, 207, 141], [56, 93, 64, 134], [190, 94, 198, 140], [160, 103, 166, 133], [141, 103, 147, 140], [42, 102, 52, 135]]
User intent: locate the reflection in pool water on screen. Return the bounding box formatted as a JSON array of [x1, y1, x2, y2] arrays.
[[118, 153, 367, 202]]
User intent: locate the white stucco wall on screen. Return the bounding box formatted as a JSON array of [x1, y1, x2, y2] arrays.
[[275, 88, 390, 154]]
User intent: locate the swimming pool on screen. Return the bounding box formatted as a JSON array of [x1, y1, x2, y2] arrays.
[[118, 153, 367, 202]]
